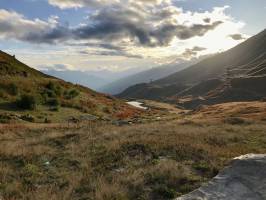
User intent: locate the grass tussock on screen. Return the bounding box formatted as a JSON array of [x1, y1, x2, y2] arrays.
[[0, 121, 266, 200]]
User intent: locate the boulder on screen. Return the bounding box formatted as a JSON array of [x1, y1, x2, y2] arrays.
[[177, 154, 266, 200]]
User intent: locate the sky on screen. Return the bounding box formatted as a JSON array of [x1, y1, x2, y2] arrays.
[[0, 0, 265, 72]]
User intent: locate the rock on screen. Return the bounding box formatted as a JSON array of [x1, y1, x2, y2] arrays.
[[176, 154, 266, 200], [112, 120, 130, 126], [21, 114, 35, 122]]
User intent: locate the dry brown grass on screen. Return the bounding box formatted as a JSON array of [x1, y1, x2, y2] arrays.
[[191, 101, 266, 122], [0, 118, 266, 199]]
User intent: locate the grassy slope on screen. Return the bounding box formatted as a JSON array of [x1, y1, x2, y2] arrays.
[[0, 51, 142, 123], [1, 102, 266, 200]]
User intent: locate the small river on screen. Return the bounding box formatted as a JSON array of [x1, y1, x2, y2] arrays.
[[127, 101, 148, 110]]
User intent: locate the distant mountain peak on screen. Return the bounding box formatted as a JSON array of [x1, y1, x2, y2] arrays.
[[118, 28, 266, 107]]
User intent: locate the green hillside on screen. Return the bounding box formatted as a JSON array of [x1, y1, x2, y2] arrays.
[[0, 51, 141, 123]]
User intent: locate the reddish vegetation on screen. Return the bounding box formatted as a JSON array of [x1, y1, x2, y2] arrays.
[[114, 106, 143, 119]]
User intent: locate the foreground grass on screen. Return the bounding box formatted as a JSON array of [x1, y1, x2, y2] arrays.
[[0, 121, 266, 200]]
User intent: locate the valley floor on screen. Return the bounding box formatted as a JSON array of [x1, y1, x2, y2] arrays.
[[1, 101, 266, 200]]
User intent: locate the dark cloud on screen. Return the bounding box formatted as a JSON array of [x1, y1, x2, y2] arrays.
[[175, 21, 223, 40], [0, 4, 228, 62], [191, 46, 207, 51], [72, 6, 223, 47], [69, 42, 124, 51], [182, 46, 206, 59], [203, 18, 211, 23], [0, 4, 223, 48], [229, 33, 245, 40], [22, 25, 70, 44], [79, 49, 143, 59]]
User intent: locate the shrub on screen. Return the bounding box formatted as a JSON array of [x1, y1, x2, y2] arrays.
[[46, 81, 62, 96], [44, 118, 52, 123], [103, 106, 111, 114], [69, 89, 80, 98], [47, 98, 60, 107], [224, 117, 250, 125], [9, 83, 19, 96], [0, 114, 12, 123], [65, 89, 80, 99], [153, 186, 176, 199], [47, 98, 60, 111], [0, 89, 5, 98], [16, 95, 37, 110], [45, 89, 57, 98], [50, 106, 60, 112], [192, 162, 211, 173]]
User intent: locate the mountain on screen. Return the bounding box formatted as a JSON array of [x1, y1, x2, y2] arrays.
[[99, 62, 191, 95], [118, 29, 266, 107], [43, 67, 151, 92], [155, 29, 266, 86], [42, 69, 109, 90], [0, 50, 141, 123]]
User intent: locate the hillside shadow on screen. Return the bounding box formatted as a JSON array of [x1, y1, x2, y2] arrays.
[[0, 102, 19, 112]]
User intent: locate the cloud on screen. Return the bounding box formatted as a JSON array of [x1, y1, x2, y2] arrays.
[[0, 4, 223, 47], [228, 33, 245, 40], [203, 18, 211, 23], [181, 46, 207, 59], [47, 0, 117, 9], [70, 3, 223, 47], [0, 3, 245, 62], [38, 63, 75, 71], [48, 0, 171, 9], [0, 10, 69, 44], [79, 49, 143, 58]]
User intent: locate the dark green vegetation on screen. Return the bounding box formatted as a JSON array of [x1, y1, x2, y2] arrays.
[[0, 50, 141, 123], [1, 118, 266, 200], [118, 29, 266, 108]]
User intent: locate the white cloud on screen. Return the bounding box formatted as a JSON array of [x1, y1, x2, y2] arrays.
[[48, 0, 172, 9], [0, 1, 248, 69], [0, 9, 50, 39]]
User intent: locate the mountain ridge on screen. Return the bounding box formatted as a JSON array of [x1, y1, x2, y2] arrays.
[[99, 62, 192, 95], [118, 29, 266, 107]]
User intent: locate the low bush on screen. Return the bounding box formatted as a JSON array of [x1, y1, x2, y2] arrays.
[[64, 89, 80, 99], [0, 114, 12, 123], [0, 89, 5, 98], [9, 83, 19, 96], [224, 117, 250, 125], [153, 185, 176, 199], [16, 94, 37, 110], [47, 81, 62, 95], [44, 118, 52, 123], [47, 98, 60, 107]]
